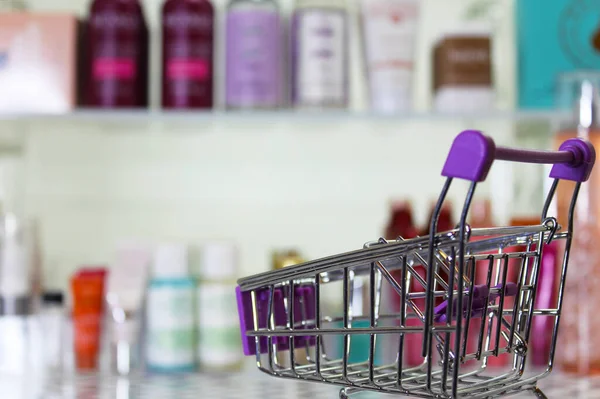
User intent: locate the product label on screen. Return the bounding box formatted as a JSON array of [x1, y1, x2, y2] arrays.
[[164, 12, 213, 32], [93, 58, 136, 80], [167, 59, 210, 80], [146, 285, 196, 368], [294, 10, 347, 107], [90, 12, 142, 31], [225, 10, 281, 107], [433, 37, 492, 91], [197, 284, 241, 366], [361, 0, 418, 111]]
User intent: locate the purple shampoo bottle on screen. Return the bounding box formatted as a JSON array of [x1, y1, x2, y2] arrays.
[[225, 0, 281, 109], [86, 0, 149, 108], [162, 0, 214, 109]]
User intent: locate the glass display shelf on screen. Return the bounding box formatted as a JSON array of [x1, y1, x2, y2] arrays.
[[0, 369, 598, 399], [0, 109, 572, 124]]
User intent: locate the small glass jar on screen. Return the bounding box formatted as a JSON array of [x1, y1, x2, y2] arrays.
[[40, 291, 65, 371]]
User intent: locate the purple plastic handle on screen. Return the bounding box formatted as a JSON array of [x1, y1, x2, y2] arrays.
[[442, 130, 596, 182]]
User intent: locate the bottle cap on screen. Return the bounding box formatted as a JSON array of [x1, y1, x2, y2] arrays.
[[469, 198, 493, 228], [389, 199, 412, 212], [509, 216, 540, 227], [42, 290, 64, 305], [577, 80, 599, 135], [272, 249, 305, 270], [153, 243, 189, 278], [201, 241, 237, 280], [0, 295, 32, 315]]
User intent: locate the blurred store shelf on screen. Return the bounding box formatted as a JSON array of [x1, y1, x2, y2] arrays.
[[0, 109, 571, 125]]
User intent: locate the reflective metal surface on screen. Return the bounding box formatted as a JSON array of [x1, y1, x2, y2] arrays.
[[0, 370, 599, 399]]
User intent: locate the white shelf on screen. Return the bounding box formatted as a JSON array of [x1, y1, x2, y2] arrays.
[[0, 109, 571, 124]]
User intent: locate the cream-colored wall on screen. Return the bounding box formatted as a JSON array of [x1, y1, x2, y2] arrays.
[[19, 117, 514, 291], [0, 0, 519, 292]]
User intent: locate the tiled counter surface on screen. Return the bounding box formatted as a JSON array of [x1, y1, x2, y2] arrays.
[[1, 371, 598, 399]]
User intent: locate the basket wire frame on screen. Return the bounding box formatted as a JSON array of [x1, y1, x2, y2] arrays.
[[237, 176, 581, 399]]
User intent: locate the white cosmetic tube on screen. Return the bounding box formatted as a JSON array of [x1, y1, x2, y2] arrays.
[[360, 0, 420, 113]]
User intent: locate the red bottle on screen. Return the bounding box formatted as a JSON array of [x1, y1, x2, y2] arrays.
[[383, 201, 421, 366], [422, 201, 455, 236], [531, 241, 558, 368], [385, 200, 418, 241], [384, 200, 419, 317], [162, 0, 214, 109], [85, 0, 149, 108], [482, 216, 537, 369], [385, 201, 419, 304], [467, 199, 495, 363], [422, 202, 455, 302]]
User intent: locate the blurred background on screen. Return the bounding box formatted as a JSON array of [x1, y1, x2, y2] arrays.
[[0, 0, 599, 397]]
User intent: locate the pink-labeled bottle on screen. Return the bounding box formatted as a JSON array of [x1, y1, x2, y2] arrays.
[[86, 0, 149, 108], [484, 216, 536, 369], [383, 201, 421, 367], [467, 199, 494, 362], [162, 0, 214, 109], [530, 241, 558, 368]]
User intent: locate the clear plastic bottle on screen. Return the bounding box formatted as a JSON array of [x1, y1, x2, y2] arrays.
[[40, 291, 64, 371], [197, 241, 243, 371], [291, 0, 349, 109], [555, 81, 600, 374], [225, 0, 282, 109], [146, 244, 197, 372]]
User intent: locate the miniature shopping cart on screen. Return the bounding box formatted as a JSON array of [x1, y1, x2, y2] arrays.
[[235, 130, 596, 398]]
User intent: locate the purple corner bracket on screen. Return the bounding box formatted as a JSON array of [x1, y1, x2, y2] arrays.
[[550, 138, 596, 183], [236, 285, 317, 356], [441, 130, 495, 182]]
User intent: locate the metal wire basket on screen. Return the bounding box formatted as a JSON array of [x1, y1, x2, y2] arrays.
[[236, 130, 596, 398]]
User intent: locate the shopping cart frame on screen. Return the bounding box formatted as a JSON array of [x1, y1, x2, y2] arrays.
[[236, 130, 596, 398]]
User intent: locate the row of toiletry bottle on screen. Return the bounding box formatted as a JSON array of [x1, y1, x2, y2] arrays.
[[83, 0, 492, 112], [86, 0, 351, 109], [146, 242, 241, 372], [68, 241, 242, 374]]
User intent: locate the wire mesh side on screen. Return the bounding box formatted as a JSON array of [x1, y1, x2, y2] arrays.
[[242, 226, 559, 398]]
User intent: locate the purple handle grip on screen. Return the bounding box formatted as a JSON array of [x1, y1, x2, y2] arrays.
[[442, 130, 596, 182]]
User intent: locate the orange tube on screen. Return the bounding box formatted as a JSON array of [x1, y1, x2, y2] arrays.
[[71, 267, 107, 370]]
